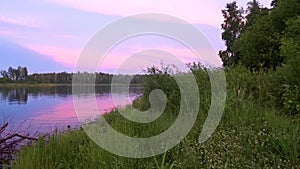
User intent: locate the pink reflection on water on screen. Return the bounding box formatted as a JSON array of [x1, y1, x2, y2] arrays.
[[31, 94, 136, 132]]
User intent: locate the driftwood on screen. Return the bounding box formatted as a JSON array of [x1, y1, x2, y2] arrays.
[[0, 122, 38, 165]]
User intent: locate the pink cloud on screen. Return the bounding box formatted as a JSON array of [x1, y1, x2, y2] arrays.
[[0, 30, 31, 40], [0, 15, 43, 28], [0, 30, 11, 36], [97, 45, 222, 74], [155, 46, 222, 66], [20, 43, 80, 67], [118, 45, 220, 64], [17, 39, 221, 74], [46, 0, 223, 26], [49, 33, 80, 40]]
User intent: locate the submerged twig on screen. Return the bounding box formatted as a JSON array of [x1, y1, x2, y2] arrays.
[[0, 122, 39, 166]]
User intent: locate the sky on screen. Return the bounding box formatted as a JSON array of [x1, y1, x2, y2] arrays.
[[0, 0, 272, 74]]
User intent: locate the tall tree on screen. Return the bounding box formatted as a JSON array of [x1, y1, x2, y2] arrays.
[[8, 67, 16, 80], [233, 0, 300, 71], [16, 66, 22, 80], [244, 0, 269, 29], [19, 67, 28, 80], [219, 1, 244, 67], [270, 0, 300, 34], [0, 70, 9, 78], [234, 15, 282, 71], [271, 0, 279, 7]]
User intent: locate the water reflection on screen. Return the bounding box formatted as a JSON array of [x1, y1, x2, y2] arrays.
[[0, 88, 28, 104], [0, 85, 141, 104], [0, 85, 142, 134], [0, 86, 72, 103]]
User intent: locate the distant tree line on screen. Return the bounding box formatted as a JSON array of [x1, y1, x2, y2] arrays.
[[0, 66, 145, 84], [0, 66, 28, 81]]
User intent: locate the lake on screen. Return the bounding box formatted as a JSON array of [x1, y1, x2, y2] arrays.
[[0, 85, 142, 135]]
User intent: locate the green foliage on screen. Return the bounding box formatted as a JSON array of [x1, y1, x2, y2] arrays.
[[221, 0, 300, 71], [219, 1, 244, 67], [234, 15, 282, 71], [274, 16, 300, 115], [141, 65, 181, 113], [6, 1, 300, 167], [221, 0, 300, 115], [0, 77, 12, 83], [225, 65, 274, 105], [10, 65, 300, 168], [281, 85, 300, 114], [270, 0, 300, 32], [0, 66, 28, 81], [244, 0, 269, 29], [226, 62, 299, 115]]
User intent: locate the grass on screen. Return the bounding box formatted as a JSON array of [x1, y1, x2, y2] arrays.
[[7, 69, 300, 168]]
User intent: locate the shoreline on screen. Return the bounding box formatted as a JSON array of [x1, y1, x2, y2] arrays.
[[0, 83, 143, 87], [0, 95, 142, 166]]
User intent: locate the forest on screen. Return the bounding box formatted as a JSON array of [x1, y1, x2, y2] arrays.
[[0, 66, 145, 85]]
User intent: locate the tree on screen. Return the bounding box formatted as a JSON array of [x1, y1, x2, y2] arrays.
[[244, 0, 269, 29], [271, 0, 279, 7], [2, 66, 28, 81], [8, 67, 17, 80], [16, 66, 22, 80], [269, 0, 300, 39], [23, 67, 28, 80], [19, 67, 28, 80], [232, 0, 300, 71], [0, 70, 9, 78], [219, 1, 244, 67], [234, 15, 282, 71], [276, 16, 300, 114]]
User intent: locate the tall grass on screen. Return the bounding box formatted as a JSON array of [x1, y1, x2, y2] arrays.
[[10, 67, 300, 168]]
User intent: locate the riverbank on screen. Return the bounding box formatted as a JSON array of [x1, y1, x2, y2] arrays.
[[6, 68, 300, 168], [8, 95, 300, 168], [0, 83, 143, 87]]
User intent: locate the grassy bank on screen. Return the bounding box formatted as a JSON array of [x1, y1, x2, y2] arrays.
[[7, 68, 300, 168]]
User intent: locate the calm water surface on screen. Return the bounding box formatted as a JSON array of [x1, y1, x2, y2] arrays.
[[0, 85, 142, 134]]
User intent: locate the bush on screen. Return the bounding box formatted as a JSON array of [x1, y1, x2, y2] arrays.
[[275, 35, 300, 115]]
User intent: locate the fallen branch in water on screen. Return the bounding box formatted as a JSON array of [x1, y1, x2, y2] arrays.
[[0, 133, 37, 145], [0, 123, 8, 134], [0, 122, 38, 166]]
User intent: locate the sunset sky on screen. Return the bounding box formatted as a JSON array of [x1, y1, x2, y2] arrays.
[[0, 0, 271, 74]]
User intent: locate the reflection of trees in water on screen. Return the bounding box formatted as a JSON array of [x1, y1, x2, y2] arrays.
[[0, 87, 71, 104], [0, 86, 143, 104], [27, 86, 72, 97], [0, 88, 28, 104]]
